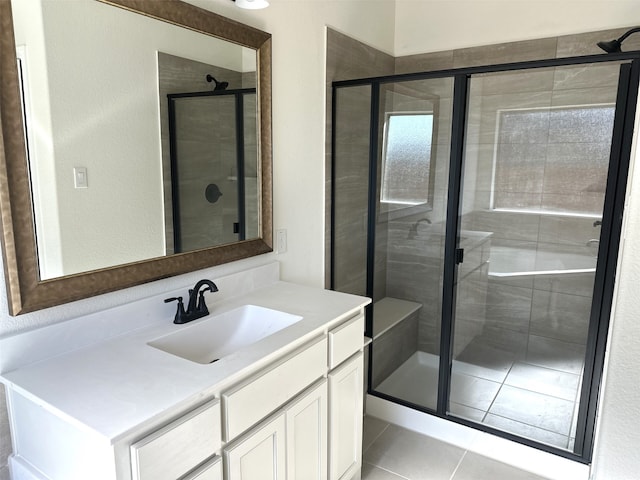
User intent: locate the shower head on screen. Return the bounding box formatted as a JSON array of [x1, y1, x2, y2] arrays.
[[597, 39, 622, 53], [597, 27, 640, 53], [206, 74, 229, 91]]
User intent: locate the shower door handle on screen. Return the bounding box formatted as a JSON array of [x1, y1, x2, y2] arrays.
[[455, 248, 464, 265]]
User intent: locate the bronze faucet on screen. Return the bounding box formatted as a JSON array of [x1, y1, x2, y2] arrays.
[[164, 279, 219, 324]]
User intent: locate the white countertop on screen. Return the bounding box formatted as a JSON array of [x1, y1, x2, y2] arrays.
[[1, 281, 370, 444]]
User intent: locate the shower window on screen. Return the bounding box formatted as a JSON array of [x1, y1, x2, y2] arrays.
[[491, 104, 615, 215], [381, 112, 434, 207]]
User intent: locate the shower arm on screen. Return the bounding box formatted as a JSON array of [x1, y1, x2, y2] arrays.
[[617, 27, 640, 45]]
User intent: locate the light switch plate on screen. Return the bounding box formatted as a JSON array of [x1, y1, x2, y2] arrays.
[[276, 229, 287, 254], [74, 167, 88, 188]]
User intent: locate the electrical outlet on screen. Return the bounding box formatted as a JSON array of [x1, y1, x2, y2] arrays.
[[276, 229, 287, 254]]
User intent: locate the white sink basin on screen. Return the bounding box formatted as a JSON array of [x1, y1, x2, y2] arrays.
[[148, 305, 303, 364]]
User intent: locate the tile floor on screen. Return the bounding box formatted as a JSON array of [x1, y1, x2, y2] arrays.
[[376, 348, 582, 451], [362, 415, 552, 480]]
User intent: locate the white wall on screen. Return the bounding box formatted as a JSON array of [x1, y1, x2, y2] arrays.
[[394, 0, 640, 56]]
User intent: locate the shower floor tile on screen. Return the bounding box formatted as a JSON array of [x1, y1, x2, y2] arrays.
[[488, 385, 575, 436], [484, 413, 570, 449], [374, 350, 581, 453], [376, 352, 439, 410], [504, 362, 581, 401], [454, 342, 516, 382], [450, 373, 502, 411]]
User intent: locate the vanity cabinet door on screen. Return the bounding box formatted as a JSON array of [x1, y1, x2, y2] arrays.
[[286, 379, 328, 480], [329, 352, 364, 480], [224, 412, 286, 480]]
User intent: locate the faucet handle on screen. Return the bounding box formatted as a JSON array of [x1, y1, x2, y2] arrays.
[[197, 290, 211, 315], [164, 296, 188, 324]]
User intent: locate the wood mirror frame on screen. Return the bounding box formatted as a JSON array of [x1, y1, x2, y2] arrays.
[[0, 0, 272, 315]]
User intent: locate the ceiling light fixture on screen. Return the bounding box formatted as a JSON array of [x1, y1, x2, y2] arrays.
[[233, 0, 269, 9]]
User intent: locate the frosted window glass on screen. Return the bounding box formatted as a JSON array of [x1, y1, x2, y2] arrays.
[[381, 113, 433, 205], [493, 105, 614, 215]]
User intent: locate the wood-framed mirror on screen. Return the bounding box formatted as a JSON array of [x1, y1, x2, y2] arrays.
[[0, 0, 272, 315]]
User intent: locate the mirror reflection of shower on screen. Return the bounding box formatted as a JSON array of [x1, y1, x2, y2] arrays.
[[206, 74, 229, 91], [157, 52, 260, 256], [168, 88, 258, 253]]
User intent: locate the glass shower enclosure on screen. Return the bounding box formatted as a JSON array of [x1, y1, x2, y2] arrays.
[[331, 53, 640, 462]]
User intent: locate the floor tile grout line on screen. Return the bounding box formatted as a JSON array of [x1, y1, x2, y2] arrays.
[[480, 360, 515, 422], [499, 379, 579, 403], [448, 449, 469, 480], [362, 418, 391, 454], [362, 461, 412, 480]]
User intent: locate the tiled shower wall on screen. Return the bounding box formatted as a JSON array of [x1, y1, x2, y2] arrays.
[[326, 30, 394, 296]]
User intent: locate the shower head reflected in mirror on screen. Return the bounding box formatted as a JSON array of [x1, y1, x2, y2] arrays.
[[206, 74, 229, 91], [597, 27, 640, 53]]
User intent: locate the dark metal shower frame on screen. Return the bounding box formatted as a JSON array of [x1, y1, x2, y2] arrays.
[[168, 87, 255, 253], [330, 50, 640, 464]]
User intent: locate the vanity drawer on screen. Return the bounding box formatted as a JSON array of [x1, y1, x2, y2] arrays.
[[328, 313, 364, 369], [130, 399, 221, 480], [223, 335, 327, 441]]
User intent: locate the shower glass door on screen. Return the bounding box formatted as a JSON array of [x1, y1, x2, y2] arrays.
[[449, 61, 625, 453], [368, 77, 454, 411]]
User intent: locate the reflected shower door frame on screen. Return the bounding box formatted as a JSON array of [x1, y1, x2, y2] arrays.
[[167, 88, 256, 253]]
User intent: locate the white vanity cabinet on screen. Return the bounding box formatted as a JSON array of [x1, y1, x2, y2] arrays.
[[327, 314, 365, 480], [222, 312, 364, 480], [224, 379, 327, 480], [3, 298, 368, 480]]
